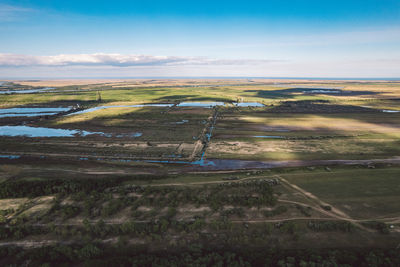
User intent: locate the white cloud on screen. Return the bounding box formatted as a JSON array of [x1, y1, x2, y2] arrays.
[[0, 58, 399, 78], [0, 53, 277, 67]]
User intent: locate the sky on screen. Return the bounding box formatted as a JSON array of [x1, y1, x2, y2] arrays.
[[1, 0, 400, 78]]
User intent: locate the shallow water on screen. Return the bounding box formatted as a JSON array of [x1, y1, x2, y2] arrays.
[[178, 102, 265, 107], [0, 125, 103, 137], [303, 89, 341, 94], [67, 102, 265, 116], [361, 106, 400, 113], [253, 135, 284, 138], [175, 119, 189, 124], [76, 155, 213, 167], [0, 107, 71, 118], [0, 155, 21, 159], [0, 107, 71, 114], [236, 102, 264, 107], [0, 112, 59, 118], [115, 132, 142, 138], [194, 157, 400, 171], [145, 158, 215, 167], [0, 125, 143, 138], [67, 104, 173, 116], [0, 87, 55, 94], [177, 102, 225, 107], [382, 109, 400, 113]]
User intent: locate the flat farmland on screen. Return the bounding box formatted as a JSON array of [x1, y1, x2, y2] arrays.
[[1, 105, 215, 161], [283, 167, 400, 219], [0, 79, 399, 258], [209, 106, 400, 161]]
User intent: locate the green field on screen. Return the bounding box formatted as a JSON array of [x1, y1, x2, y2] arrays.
[[283, 167, 400, 219], [0, 79, 399, 260]]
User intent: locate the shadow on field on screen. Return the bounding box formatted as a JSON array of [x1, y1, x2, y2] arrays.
[[245, 88, 381, 100], [225, 99, 400, 131], [263, 100, 400, 126], [156, 95, 233, 102], [156, 94, 196, 101], [265, 100, 380, 113], [212, 99, 400, 160]]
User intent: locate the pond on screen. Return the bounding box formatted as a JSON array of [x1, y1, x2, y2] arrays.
[[0, 87, 55, 94], [178, 102, 265, 107], [382, 109, 400, 113], [302, 88, 342, 94], [174, 119, 189, 124], [253, 136, 284, 139], [0, 125, 103, 137], [236, 102, 264, 107], [0, 107, 71, 118], [0, 125, 142, 138], [67, 104, 174, 116], [177, 102, 225, 107], [0, 155, 21, 159]]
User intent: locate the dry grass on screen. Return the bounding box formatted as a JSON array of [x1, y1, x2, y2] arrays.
[[20, 196, 55, 216], [0, 198, 28, 211]]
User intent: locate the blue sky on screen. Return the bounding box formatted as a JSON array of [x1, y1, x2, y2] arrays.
[[1, 0, 400, 78]]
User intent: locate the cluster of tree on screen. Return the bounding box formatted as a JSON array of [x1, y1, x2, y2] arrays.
[[77, 218, 207, 238], [41, 193, 140, 221], [207, 222, 275, 245], [361, 221, 390, 234], [277, 221, 299, 236], [41, 218, 273, 245], [0, 208, 14, 216], [43, 217, 209, 240], [1, 243, 399, 266], [59, 205, 81, 220], [307, 221, 355, 232], [18, 182, 277, 226], [263, 206, 288, 217], [84, 195, 138, 218], [220, 207, 245, 218], [321, 205, 332, 211], [0, 225, 44, 239], [0, 208, 15, 223], [295, 204, 312, 217], [137, 183, 276, 211], [0, 178, 126, 198]]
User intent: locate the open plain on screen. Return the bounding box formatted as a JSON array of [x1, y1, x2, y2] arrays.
[[0, 79, 399, 265]]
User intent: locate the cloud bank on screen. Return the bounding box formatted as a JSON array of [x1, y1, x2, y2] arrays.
[[0, 53, 276, 67]]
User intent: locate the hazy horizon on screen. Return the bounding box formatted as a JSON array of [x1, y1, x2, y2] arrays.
[[2, 77, 400, 81]]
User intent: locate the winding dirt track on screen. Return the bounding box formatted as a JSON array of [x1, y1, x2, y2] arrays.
[[277, 176, 375, 232], [279, 177, 351, 219]]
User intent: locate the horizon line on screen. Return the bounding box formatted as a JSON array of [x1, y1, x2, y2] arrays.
[[1, 76, 400, 81]]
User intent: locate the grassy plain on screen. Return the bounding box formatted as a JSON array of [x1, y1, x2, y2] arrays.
[[0, 79, 399, 261], [209, 110, 400, 160], [283, 167, 400, 219]]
